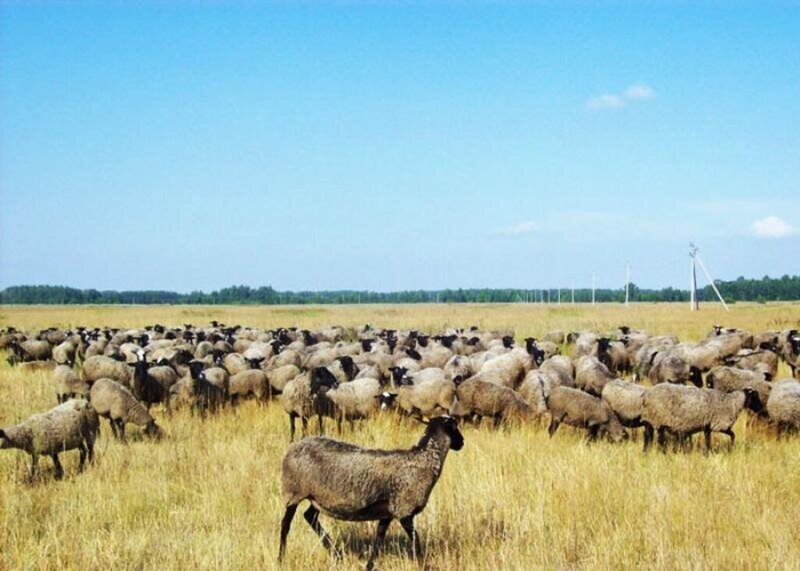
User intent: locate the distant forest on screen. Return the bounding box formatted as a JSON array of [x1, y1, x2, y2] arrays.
[[1, 275, 799, 305]]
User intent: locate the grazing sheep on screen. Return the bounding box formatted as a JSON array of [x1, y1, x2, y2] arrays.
[[52, 365, 90, 403], [443, 355, 473, 382], [0, 399, 99, 479], [278, 416, 464, 570], [574, 356, 616, 397], [52, 340, 77, 367], [473, 352, 528, 390], [517, 370, 550, 416], [82, 355, 133, 388], [7, 339, 52, 363], [706, 366, 772, 414], [90, 378, 162, 440], [725, 345, 780, 379], [546, 386, 627, 442], [601, 379, 648, 429], [539, 356, 575, 388], [449, 377, 533, 427], [766, 379, 800, 436], [648, 349, 703, 388], [780, 331, 800, 378], [641, 383, 760, 452]]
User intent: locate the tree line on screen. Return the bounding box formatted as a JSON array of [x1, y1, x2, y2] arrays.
[[1, 275, 799, 305]]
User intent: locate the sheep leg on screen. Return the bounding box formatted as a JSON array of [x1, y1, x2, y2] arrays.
[[288, 413, 296, 441], [366, 518, 391, 571], [643, 424, 654, 452], [51, 454, 64, 480], [722, 428, 735, 450], [303, 505, 335, 552], [548, 418, 560, 438], [301, 416, 308, 437], [704, 427, 713, 453], [587, 425, 599, 442], [400, 516, 423, 561], [657, 427, 668, 453], [116, 419, 127, 442], [109, 418, 120, 439], [77, 443, 87, 471], [317, 414, 325, 436], [278, 504, 297, 563]]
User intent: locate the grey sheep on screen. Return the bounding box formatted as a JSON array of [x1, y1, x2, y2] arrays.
[[7, 339, 52, 363], [379, 376, 456, 420], [52, 364, 90, 403], [601, 379, 648, 429], [229, 369, 270, 404], [89, 378, 162, 440], [278, 416, 464, 570], [546, 386, 627, 442], [641, 383, 759, 452], [538, 355, 575, 388], [82, 355, 133, 388], [281, 367, 341, 441], [574, 355, 616, 397], [725, 346, 779, 379], [52, 340, 77, 367], [648, 349, 703, 387], [0, 399, 99, 479], [315, 376, 388, 432], [449, 377, 533, 427], [766, 378, 800, 435], [266, 364, 301, 395], [706, 366, 772, 414]]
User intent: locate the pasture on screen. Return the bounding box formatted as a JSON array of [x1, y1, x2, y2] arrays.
[[1, 303, 800, 570]]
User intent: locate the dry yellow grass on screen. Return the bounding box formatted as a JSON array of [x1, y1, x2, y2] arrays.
[[1, 303, 800, 570]]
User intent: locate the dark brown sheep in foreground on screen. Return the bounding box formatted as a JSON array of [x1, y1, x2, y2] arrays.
[[278, 416, 464, 570]]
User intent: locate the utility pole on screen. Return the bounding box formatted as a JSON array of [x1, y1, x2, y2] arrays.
[[592, 274, 596, 306], [690, 243, 699, 311], [625, 263, 630, 307], [558, 288, 561, 305], [571, 284, 575, 304]]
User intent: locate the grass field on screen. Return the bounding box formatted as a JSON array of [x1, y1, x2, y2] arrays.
[[1, 303, 800, 570]]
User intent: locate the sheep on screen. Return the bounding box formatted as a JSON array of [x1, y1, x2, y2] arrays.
[[780, 331, 800, 378], [131, 351, 178, 410], [706, 366, 772, 414], [266, 364, 301, 395], [89, 378, 162, 440], [538, 355, 575, 388], [379, 377, 457, 420], [449, 377, 533, 427], [52, 365, 90, 403], [281, 367, 341, 441], [82, 355, 132, 388], [315, 376, 389, 432], [328, 356, 360, 385], [473, 352, 527, 390], [0, 399, 99, 479], [545, 386, 627, 442], [574, 356, 616, 397], [641, 383, 760, 452], [278, 415, 464, 570], [766, 379, 800, 436], [601, 379, 648, 429], [517, 370, 550, 416], [648, 349, 703, 387], [52, 340, 77, 367], [189, 366, 228, 418], [724, 345, 780, 379], [229, 369, 270, 404], [7, 339, 52, 363], [443, 355, 473, 382]]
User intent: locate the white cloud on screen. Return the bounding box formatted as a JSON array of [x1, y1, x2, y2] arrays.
[[752, 216, 799, 239], [495, 221, 538, 236], [623, 84, 655, 101], [585, 84, 656, 110]]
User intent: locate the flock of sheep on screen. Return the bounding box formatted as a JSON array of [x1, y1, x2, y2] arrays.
[[2, 321, 800, 568]]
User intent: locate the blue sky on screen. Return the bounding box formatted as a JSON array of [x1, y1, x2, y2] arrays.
[[1, 2, 798, 292]]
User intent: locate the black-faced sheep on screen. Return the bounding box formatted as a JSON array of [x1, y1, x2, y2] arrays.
[[546, 386, 627, 442], [766, 378, 800, 436], [278, 416, 463, 570]]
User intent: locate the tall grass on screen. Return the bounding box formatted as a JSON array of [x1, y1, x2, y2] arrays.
[[1, 303, 799, 570]]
